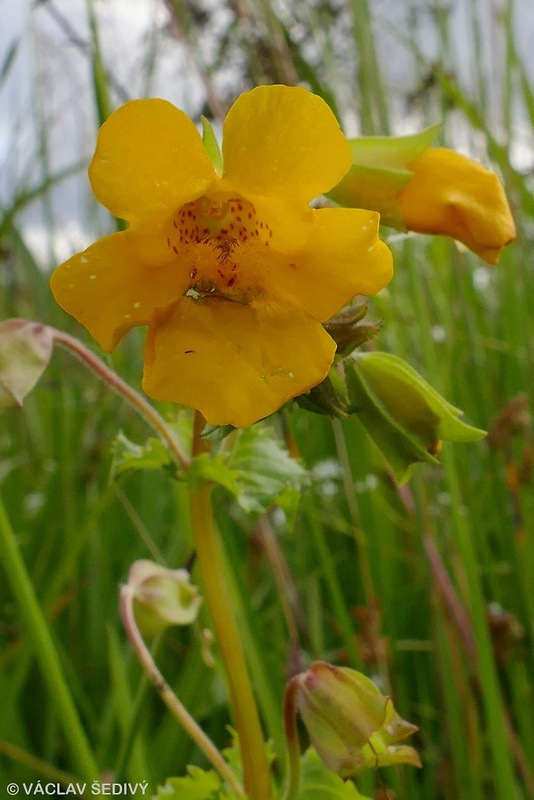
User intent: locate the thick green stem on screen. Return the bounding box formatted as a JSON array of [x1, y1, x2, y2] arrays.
[[191, 414, 272, 800], [0, 493, 99, 782], [190, 481, 272, 800]]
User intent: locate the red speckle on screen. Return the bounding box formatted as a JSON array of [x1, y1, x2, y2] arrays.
[[173, 245, 178, 254], [190, 268, 198, 279], [227, 275, 236, 287], [173, 220, 177, 228], [217, 268, 224, 278], [184, 349, 194, 354], [259, 221, 263, 228], [248, 212, 252, 219], [166, 237, 170, 247]]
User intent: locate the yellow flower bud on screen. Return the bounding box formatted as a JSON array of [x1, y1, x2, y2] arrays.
[[329, 127, 516, 265], [399, 148, 516, 265]]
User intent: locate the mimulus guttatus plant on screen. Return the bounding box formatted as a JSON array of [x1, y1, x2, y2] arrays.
[[50, 85, 392, 427]]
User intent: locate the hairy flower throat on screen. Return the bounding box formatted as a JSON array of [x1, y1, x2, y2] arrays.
[[164, 193, 273, 305]]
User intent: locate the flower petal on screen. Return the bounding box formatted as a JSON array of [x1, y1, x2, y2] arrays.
[[400, 148, 516, 264], [89, 99, 218, 222], [222, 85, 351, 202], [143, 295, 336, 427], [50, 231, 186, 351], [277, 208, 393, 321]]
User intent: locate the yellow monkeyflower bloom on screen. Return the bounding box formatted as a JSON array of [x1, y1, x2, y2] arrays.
[[400, 148, 516, 265], [50, 86, 392, 427], [329, 129, 515, 266]]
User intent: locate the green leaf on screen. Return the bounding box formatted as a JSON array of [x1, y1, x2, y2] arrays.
[[152, 734, 276, 800], [201, 115, 223, 174], [228, 425, 309, 513], [110, 431, 176, 479], [296, 749, 372, 800], [152, 765, 233, 800], [187, 452, 242, 495], [345, 351, 486, 484], [188, 425, 309, 514]]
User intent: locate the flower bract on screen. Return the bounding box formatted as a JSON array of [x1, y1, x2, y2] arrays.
[[50, 86, 392, 427]]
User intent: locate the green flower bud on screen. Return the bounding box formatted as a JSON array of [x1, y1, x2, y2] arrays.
[[295, 661, 421, 778], [345, 351, 486, 483], [324, 302, 381, 356], [128, 560, 202, 636]]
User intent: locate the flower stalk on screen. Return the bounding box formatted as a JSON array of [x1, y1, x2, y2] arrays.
[[119, 583, 245, 796], [282, 677, 302, 800], [50, 327, 190, 471]]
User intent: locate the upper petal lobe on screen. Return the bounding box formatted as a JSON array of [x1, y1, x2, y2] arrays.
[[89, 99, 218, 223], [222, 85, 352, 203]]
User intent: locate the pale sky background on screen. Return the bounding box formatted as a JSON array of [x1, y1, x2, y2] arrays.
[[1, 0, 533, 265]]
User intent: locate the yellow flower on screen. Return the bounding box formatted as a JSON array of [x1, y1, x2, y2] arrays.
[[329, 128, 516, 266], [400, 148, 516, 265], [50, 85, 392, 427]]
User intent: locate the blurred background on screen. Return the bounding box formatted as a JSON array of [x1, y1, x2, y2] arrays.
[[1, 1, 533, 799]]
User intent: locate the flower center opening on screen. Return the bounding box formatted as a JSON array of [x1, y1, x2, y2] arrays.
[[166, 193, 272, 304]]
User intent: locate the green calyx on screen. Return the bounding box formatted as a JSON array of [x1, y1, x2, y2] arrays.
[[328, 124, 440, 227]]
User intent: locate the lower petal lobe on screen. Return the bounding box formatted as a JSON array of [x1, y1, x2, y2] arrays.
[[143, 294, 336, 427]]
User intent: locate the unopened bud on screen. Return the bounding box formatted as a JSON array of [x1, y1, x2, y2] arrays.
[[0, 319, 53, 411], [324, 303, 381, 356], [128, 559, 202, 636], [294, 661, 420, 777]]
